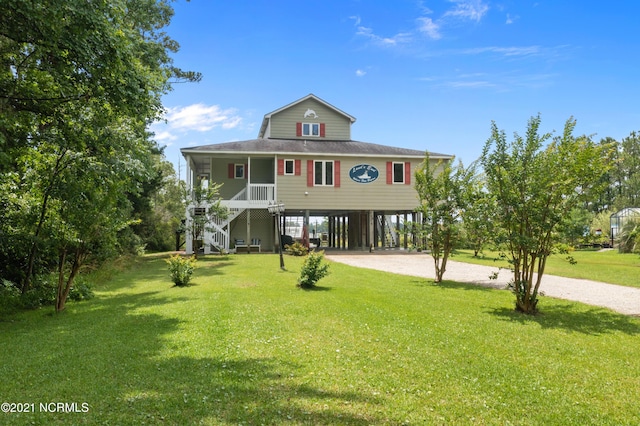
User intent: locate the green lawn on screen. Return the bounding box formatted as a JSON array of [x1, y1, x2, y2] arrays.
[[452, 249, 640, 288], [1, 253, 640, 425]]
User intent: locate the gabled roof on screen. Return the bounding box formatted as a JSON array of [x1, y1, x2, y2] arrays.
[[258, 94, 356, 138], [181, 138, 452, 160]]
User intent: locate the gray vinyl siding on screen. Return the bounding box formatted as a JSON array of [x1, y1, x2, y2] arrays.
[[191, 153, 442, 212], [205, 157, 275, 199], [276, 156, 437, 212], [209, 157, 247, 199], [269, 99, 351, 140], [248, 158, 274, 184]]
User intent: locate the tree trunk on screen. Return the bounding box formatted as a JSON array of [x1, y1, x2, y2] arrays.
[[23, 150, 68, 293], [55, 247, 84, 313], [434, 256, 444, 283]]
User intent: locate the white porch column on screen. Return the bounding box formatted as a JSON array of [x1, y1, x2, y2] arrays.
[[184, 155, 192, 188], [184, 155, 193, 254], [185, 221, 193, 254], [247, 156, 251, 185]]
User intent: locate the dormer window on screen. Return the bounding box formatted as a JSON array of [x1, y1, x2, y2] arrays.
[[296, 122, 326, 138], [302, 123, 319, 137]]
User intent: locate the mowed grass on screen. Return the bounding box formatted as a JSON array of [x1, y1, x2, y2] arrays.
[[2, 254, 640, 425], [453, 249, 640, 288]]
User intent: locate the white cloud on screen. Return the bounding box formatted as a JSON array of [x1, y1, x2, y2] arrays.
[[460, 46, 542, 57], [506, 13, 518, 24], [424, 70, 556, 91], [443, 0, 489, 22], [445, 80, 496, 89], [152, 130, 178, 142], [355, 24, 412, 46], [355, 69, 367, 77], [417, 17, 442, 40], [353, 1, 489, 48], [165, 103, 242, 132]]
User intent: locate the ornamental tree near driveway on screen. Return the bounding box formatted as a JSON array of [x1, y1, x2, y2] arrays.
[[415, 154, 474, 283], [481, 116, 611, 314]]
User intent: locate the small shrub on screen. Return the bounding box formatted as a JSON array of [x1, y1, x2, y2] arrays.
[[286, 241, 309, 256], [166, 254, 197, 286], [0, 279, 21, 315], [68, 277, 95, 301], [20, 275, 57, 309], [297, 250, 330, 288]]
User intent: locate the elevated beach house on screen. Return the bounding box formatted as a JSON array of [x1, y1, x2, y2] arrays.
[[181, 94, 453, 254]]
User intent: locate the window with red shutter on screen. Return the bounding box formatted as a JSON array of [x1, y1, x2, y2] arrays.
[[386, 162, 393, 184], [284, 159, 294, 175], [230, 164, 245, 179], [320, 123, 326, 137], [394, 162, 405, 184], [277, 159, 285, 175], [311, 160, 335, 186], [295, 159, 301, 176], [296, 122, 302, 137], [334, 160, 340, 187]]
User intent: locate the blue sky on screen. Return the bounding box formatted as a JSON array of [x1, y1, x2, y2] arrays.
[[153, 0, 640, 175]]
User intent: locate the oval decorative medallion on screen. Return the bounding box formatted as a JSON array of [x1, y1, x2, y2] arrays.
[[349, 164, 379, 184]]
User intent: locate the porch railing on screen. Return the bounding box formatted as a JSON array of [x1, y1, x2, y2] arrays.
[[248, 184, 276, 205]]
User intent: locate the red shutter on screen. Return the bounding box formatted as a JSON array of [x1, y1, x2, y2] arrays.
[[296, 122, 302, 137], [295, 159, 301, 176], [320, 123, 326, 137], [334, 160, 340, 187], [245, 163, 249, 179], [228, 163, 234, 179], [386, 162, 393, 184], [277, 159, 284, 175], [307, 160, 314, 187], [404, 162, 411, 185]]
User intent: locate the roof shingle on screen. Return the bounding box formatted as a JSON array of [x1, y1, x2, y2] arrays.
[[181, 138, 452, 159]]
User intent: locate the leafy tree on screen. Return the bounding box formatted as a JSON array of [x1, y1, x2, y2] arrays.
[[460, 168, 495, 257], [0, 0, 200, 310], [556, 207, 594, 247], [51, 151, 135, 312], [615, 131, 640, 208], [414, 154, 472, 283], [128, 151, 186, 253], [482, 116, 610, 314], [588, 137, 620, 213]]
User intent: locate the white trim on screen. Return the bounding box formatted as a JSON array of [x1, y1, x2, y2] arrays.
[[234, 163, 245, 179], [284, 159, 295, 175], [302, 123, 320, 137], [314, 160, 335, 187], [392, 162, 405, 184]]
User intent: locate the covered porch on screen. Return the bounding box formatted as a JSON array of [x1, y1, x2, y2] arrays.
[[183, 153, 279, 254]]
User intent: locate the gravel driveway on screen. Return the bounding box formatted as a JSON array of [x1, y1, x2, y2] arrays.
[[325, 252, 640, 316]]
